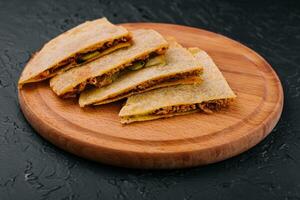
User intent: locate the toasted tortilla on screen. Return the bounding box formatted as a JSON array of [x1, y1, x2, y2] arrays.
[[19, 18, 131, 86], [49, 29, 168, 97], [94, 77, 202, 105], [79, 41, 203, 107], [119, 48, 236, 124]]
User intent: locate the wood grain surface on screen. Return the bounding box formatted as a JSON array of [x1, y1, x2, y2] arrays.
[[18, 23, 283, 169]]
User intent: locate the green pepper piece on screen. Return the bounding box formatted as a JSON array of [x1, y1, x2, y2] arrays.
[[129, 61, 146, 71], [80, 51, 101, 61]]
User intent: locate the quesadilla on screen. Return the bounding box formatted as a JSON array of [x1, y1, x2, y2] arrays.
[[50, 29, 168, 98], [18, 18, 132, 86], [119, 48, 236, 124], [79, 41, 203, 107]]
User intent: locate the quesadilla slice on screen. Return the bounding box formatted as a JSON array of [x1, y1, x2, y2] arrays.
[[50, 29, 168, 98], [119, 48, 236, 124], [79, 41, 203, 107], [19, 18, 132, 86]]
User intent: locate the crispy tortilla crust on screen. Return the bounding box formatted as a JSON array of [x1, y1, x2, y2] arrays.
[[24, 37, 132, 84], [119, 48, 237, 124], [93, 77, 202, 105], [79, 41, 203, 107], [120, 98, 234, 124], [50, 29, 169, 97], [61, 48, 167, 98], [92, 70, 202, 105], [19, 18, 131, 86]]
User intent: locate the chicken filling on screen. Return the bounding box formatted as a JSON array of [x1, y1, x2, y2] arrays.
[[152, 98, 234, 115], [101, 69, 202, 102], [62, 48, 167, 98], [36, 36, 131, 81]]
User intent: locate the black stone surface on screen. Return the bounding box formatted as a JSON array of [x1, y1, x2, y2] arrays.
[[0, 0, 299, 199]]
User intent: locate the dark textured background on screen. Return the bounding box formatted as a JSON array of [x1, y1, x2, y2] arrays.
[[0, 0, 300, 199]]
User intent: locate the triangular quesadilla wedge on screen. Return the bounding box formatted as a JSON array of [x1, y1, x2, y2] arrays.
[[50, 29, 168, 98], [79, 41, 203, 107], [119, 48, 236, 124], [19, 18, 132, 86]]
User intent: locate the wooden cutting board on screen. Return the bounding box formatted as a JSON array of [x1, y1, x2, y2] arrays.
[[18, 23, 283, 169]]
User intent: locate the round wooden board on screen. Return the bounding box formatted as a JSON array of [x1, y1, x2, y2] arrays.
[[18, 23, 283, 169]]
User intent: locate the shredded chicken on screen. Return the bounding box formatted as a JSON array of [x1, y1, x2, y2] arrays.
[[103, 69, 202, 101], [134, 70, 201, 91], [61, 48, 166, 98], [154, 104, 197, 115], [198, 99, 233, 113], [152, 99, 233, 115], [36, 36, 131, 80], [76, 36, 131, 63]]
